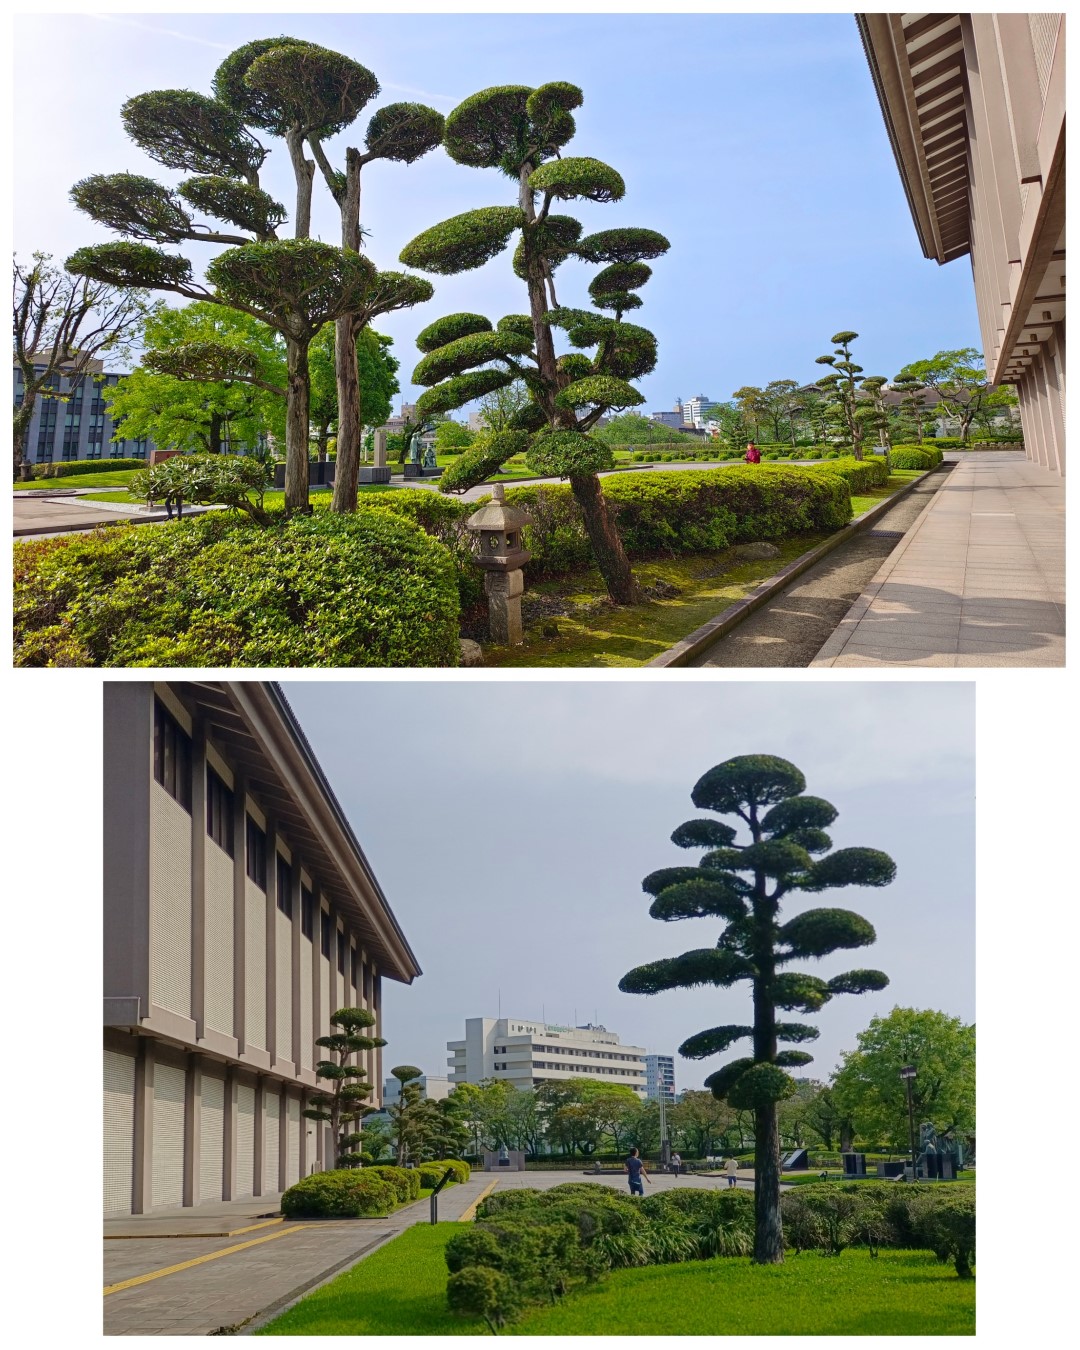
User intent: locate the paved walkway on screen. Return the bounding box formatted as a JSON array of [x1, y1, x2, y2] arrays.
[[812, 453, 1064, 667], [103, 1168, 754, 1336]]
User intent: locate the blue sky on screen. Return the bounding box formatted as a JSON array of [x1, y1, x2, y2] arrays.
[[279, 680, 975, 1093], [14, 11, 982, 415]]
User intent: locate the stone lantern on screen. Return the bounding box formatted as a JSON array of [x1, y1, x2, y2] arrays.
[[466, 483, 532, 645]]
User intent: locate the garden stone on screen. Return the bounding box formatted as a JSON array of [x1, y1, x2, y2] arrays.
[[732, 542, 781, 561], [459, 638, 484, 666]]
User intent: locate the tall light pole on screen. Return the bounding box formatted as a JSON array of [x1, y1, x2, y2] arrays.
[[900, 1065, 917, 1179]]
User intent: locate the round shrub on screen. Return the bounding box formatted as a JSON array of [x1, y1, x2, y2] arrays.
[[281, 1170, 396, 1218], [446, 1265, 518, 1331], [13, 508, 461, 667], [812, 455, 889, 493], [436, 1158, 471, 1183], [889, 448, 933, 470], [367, 1165, 421, 1204]]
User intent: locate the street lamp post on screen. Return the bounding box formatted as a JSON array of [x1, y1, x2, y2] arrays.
[[900, 1065, 918, 1179]]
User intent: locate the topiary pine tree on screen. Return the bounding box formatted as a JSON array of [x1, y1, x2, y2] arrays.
[[814, 331, 867, 460], [65, 38, 433, 516], [387, 1065, 425, 1165], [619, 755, 896, 1264], [302, 1007, 387, 1168], [398, 83, 670, 604], [213, 37, 443, 513]]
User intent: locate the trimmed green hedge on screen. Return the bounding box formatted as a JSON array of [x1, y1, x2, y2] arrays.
[[367, 1165, 421, 1204], [890, 446, 943, 470], [13, 509, 461, 667], [814, 455, 891, 493], [281, 1170, 397, 1218], [35, 457, 148, 478]]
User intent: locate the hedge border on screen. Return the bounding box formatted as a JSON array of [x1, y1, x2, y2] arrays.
[[648, 466, 944, 668]]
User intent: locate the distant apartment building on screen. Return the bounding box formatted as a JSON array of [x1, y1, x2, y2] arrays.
[[644, 1054, 676, 1102], [13, 358, 154, 463], [382, 1074, 452, 1106], [858, 13, 1065, 474], [651, 410, 689, 430], [447, 1019, 647, 1094], [103, 682, 421, 1216], [683, 395, 716, 428]]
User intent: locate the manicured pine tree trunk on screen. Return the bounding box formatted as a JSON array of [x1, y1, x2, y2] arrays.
[[284, 336, 312, 514], [517, 167, 639, 606], [749, 802, 785, 1264], [331, 149, 365, 513]]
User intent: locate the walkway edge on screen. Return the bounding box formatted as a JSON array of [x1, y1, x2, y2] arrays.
[[459, 1180, 499, 1222], [646, 468, 942, 668]]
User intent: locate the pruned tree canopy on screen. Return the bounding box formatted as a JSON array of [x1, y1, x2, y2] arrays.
[[121, 89, 267, 180]]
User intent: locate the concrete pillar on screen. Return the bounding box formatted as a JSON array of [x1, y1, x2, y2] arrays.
[[253, 1077, 265, 1196], [222, 1066, 238, 1201], [265, 826, 278, 1064], [373, 428, 387, 468], [232, 779, 247, 1051], [484, 569, 525, 645], [279, 1092, 288, 1194], [132, 1038, 154, 1215], [184, 1054, 199, 1208], [291, 864, 303, 1082], [190, 720, 207, 1039]]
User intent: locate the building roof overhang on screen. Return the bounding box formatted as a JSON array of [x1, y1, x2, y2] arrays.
[[856, 13, 972, 264], [177, 681, 422, 985]]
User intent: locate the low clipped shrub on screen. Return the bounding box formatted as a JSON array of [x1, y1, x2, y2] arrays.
[[502, 465, 852, 578], [281, 1169, 397, 1218], [436, 1158, 471, 1183], [812, 455, 890, 493], [367, 1165, 421, 1204], [891, 444, 944, 469], [447, 1264, 519, 1334], [37, 457, 148, 478], [908, 1191, 976, 1278], [13, 508, 461, 668]]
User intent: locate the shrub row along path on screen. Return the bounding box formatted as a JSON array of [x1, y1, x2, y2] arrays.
[[688, 469, 951, 667], [103, 1168, 756, 1336]]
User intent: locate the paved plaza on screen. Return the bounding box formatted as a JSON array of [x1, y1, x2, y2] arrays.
[[812, 453, 1065, 667], [103, 1167, 754, 1336]]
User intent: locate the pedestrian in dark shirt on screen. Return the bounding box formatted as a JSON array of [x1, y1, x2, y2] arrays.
[[624, 1147, 650, 1196]]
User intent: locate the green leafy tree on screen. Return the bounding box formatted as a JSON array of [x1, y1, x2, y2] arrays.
[[302, 1007, 387, 1168], [894, 348, 1001, 442], [104, 301, 286, 456], [594, 412, 698, 447], [830, 1008, 975, 1151], [308, 325, 400, 459], [434, 420, 476, 453], [761, 379, 805, 447], [669, 1089, 739, 1157], [815, 331, 867, 459], [858, 375, 893, 462], [129, 454, 275, 524], [476, 377, 532, 434], [890, 374, 932, 443], [356, 1116, 393, 1163], [448, 1079, 516, 1154], [12, 252, 155, 477], [399, 81, 671, 603], [731, 386, 768, 443], [619, 754, 896, 1264]]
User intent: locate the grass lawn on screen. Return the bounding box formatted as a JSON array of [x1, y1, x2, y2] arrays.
[[257, 1223, 974, 1337], [486, 535, 832, 668], [15, 468, 143, 490]]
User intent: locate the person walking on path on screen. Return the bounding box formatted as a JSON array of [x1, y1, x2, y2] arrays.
[[724, 1156, 739, 1188], [625, 1148, 650, 1197], [744, 442, 761, 464], [671, 1151, 682, 1177]]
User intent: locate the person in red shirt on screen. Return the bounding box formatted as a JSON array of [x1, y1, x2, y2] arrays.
[[745, 442, 761, 464]]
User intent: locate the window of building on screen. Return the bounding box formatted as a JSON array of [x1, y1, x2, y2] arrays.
[[363, 965, 373, 1002], [301, 886, 314, 940], [246, 816, 267, 890], [337, 928, 346, 976], [350, 946, 358, 987], [276, 856, 293, 918], [206, 767, 234, 855], [321, 910, 332, 959], [153, 699, 192, 811]]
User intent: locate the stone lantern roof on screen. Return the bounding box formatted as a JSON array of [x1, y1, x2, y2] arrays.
[[465, 482, 531, 533]]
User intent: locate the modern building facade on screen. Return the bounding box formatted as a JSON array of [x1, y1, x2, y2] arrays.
[[103, 682, 421, 1216], [13, 358, 155, 463], [683, 395, 716, 428], [857, 13, 1065, 474], [382, 1073, 452, 1106], [447, 1019, 647, 1094], [644, 1053, 676, 1103]]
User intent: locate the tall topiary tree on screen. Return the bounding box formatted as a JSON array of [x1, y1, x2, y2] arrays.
[[66, 38, 434, 515], [303, 1007, 387, 1168], [387, 1065, 425, 1165], [213, 37, 443, 512], [619, 755, 896, 1264], [815, 331, 867, 460], [398, 83, 670, 604]]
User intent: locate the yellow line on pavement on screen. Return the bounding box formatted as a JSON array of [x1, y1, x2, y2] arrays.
[[459, 1181, 498, 1222], [105, 1216, 285, 1241], [103, 1223, 309, 1296]]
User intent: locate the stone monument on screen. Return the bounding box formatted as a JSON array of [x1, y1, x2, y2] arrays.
[[358, 427, 391, 484]]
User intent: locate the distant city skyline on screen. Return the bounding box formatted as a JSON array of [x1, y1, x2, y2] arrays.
[[15, 11, 981, 416]]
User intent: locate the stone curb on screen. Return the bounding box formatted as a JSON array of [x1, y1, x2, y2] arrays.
[[646, 467, 945, 668]]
